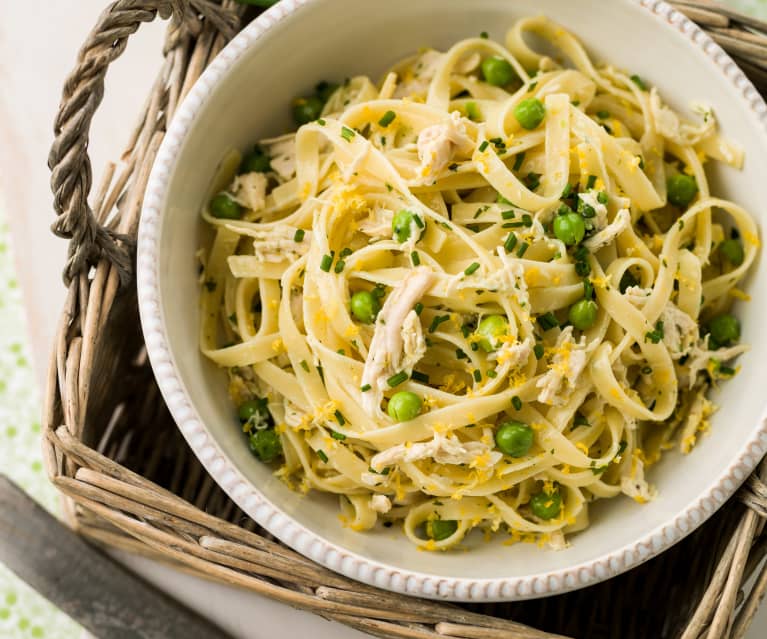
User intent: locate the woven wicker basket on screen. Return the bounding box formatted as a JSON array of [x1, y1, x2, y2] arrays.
[[43, 1, 767, 637]]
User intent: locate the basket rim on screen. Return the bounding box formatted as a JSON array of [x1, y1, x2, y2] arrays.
[[136, 0, 767, 603]]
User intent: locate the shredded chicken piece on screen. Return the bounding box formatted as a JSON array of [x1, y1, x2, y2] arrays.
[[370, 494, 392, 514], [359, 207, 394, 238], [584, 209, 630, 251], [370, 433, 502, 471], [261, 133, 296, 181], [491, 337, 533, 369], [226, 226, 308, 263], [360, 267, 434, 416], [660, 302, 699, 358], [620, 455, 656, 502], [681, 339, 749, 390], [230, 172, 268, 211], [401, 310, 427, 372], [536, 327, 593, 406], [650, 90, 716, 145], [416, 111, 473, 182]]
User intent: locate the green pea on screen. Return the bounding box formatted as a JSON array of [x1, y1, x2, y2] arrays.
[[209, 192, 242, 219], [530, 488, 562, 520], [426, 518, 458, 541], [667, 174, 698, 208], [392, 209, 422, 243], [476, 315, 509, 352], [239, 147, 271, 174], [248, 429, 282, 463], [709, 314, 740, 346], [387, 391, 423, 421], [238, 397, 272, 426], [495, 421, 534, 457], [514, 98, 546, 130], [481, 56, 516, 86], [719, 239, 744, 266], [350, 290, 381, 324], [292, 95, 324, 125], [552, 212, 586, 246], [569, 299, 598, 330]]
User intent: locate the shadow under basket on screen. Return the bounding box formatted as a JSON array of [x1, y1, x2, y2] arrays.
[[43, 1, 767, 638]]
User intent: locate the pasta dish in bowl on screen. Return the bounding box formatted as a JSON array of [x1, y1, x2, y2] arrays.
[[198, 16, 757, 551]]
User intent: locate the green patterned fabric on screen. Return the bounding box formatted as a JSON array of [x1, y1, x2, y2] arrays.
[[0, 212, 81, 637], [0, 1, 764, 635]]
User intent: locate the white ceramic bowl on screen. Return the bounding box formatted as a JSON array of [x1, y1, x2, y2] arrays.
[[138, 0, 767, 602]]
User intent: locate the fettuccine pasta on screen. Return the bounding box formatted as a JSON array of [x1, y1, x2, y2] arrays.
[[198, 17, 758, 551]]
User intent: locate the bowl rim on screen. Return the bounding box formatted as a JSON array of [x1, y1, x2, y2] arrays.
[[137, 0, 767, 602]]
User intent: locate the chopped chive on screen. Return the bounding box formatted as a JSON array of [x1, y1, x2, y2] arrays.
[[630, 74, 648, 91], [505, 220, 525, 228], [320, 254, 333, 272], [537, 312, 559, 331], [299, 360, 310, 372], [413, 215, 425, 229], [516, 241, 529, 258], [360, 384, 372, 392], [525, 172, 541, 191], [583, 279, 594, 299], [429, 315, 450, 333], [387, 371, 409, 387], [414, 302, 424, 316], [513, 152, 526, 172], [317, 118, 326, 126], [340, 247, 353, 258], [473, 369, 482, 382], [470, 342, 479, 352], [334, 260, 346, 273], [645, 320, 665, 344], [504, 232, 518, 253], [502, 209, 516, 220], [464, 262, 481, 276], [456, 348, 468, 360], [294, 229, 305, 242], [521, 214, 533, 227], [528, 81, 538, 92], [586, 175, 597, 190], [378, 110, 396, 127], [562, 183, 573, 198], [411, 371, 430, 384], [574, 413, 590, 428], [479, 140, 490, 152], [597, 191, 609, 205], [411, 251, 421, 266], [330, 430, 346, 441], [512, 396, 522, 411], [534, 343, 545, 359], [480, 31, 489, 38], [317, 450, 329, 463], [341, 126, 356, 141], [334, 410, 346, 426], [486, 369, 498, 378], [719, 365, 736, 376]]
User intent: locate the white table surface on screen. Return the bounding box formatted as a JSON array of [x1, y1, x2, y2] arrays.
[[0, 2, 764, 638]]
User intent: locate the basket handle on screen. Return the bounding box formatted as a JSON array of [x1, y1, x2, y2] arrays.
[[47, 0, 238, 285]]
